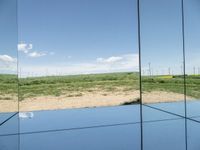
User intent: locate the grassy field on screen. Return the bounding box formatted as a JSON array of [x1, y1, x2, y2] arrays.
[[1, 72, 200, 101], [142, 75, 200, 99], [0, 74, 18, 100], [18, 72, 140, 100]]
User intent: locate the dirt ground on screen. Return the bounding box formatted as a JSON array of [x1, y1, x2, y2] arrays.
[[0, 91, 194, 112]]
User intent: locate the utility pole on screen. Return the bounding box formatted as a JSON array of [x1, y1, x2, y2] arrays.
[[168, 67, 171, 75], [151, 68, 154, 76], [45, 68, 49, 77], [19, 67, 22, 78], [148, 62, 151, 76], [193, 66, 196, 75], [181, 65, 183, 75], [142, 70, 145, 76]]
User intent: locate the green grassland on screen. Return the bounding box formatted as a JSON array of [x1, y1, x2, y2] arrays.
[[142, 75, 200, 99], [18, 72, 140, 100], [0, 74, 18, 100], [0, 72, 200, 101]]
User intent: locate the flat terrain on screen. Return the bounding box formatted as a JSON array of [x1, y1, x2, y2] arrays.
[[142, 75, 200, 99], [19, 72, 140, 101], [0, 74, 18, 101], [0, 73, 199, 112]]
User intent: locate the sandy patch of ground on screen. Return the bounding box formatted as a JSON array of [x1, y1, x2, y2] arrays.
[[0, 91, 195, 112], [142, 91, 194, 103], [19, 91, 140, 112], [0, 100, 18, 112]]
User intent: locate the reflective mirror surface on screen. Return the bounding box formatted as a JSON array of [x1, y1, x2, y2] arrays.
[[140, 0, 186, 117], [0, 0, 200, 150], [0, 0, 19, 140], [0, 1, 19, 150], [18, 0, 140, 112], [139, 0, 188, 149], [0, 0, 18, 116], [184, 0, 200, 121]]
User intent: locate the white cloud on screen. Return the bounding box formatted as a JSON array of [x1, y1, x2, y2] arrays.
[[96, 56, 123, 63], [18, 43, 33, 53], [97, 54, 139, 69], [0, 54, 17, 74], [0, 55, 17, 63], [28, 51, 47, 58], [18, 42, 52, 58]]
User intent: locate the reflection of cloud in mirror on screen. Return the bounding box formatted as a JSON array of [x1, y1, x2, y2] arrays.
[[0, 54, 17, 74], [97, 56, 123, 63], [19, 112, 34, 119], [0, 55, 16, 63], [96, 54, 138, 71], [28, 51, 47, 58], [18, 43, 32, 54], [18, 42, 54, 58], [19, 53, 139, 78]]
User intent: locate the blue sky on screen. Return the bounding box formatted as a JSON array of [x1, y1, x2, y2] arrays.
[[0, 0, 199, 76], [140, 0, 200, 75], [0, 0, 17, 74], [17, 0, 139, 77], [184, 0, 200, 74]]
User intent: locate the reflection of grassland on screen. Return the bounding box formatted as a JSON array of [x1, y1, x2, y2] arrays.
[[185, 75, 200, 99], [19, 72, 140, 100], [143, 75, 200, 99], [1, 73, 200, 101], [0, 74, 18, 100]]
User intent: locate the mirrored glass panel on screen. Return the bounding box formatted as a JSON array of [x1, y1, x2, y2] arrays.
[[18, 0, 140, 134], [184, 0, 200, 121], [0, 0, 19, 138], [140, 0, 186, 118], [139, 1, 187, 149], [0, 1, 19, 150], [143, 119, 186, 150], [20, 124, 141, 150], [187, 119, 200, 150]]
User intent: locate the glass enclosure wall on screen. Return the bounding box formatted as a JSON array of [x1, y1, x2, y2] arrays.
[[184, 0, 200, 121], [184, 1, 200, 149], [17, 0, 141, 142], [139, 0, 187, 149], [0, 0, 19, 149], [18, 0, 140, 112], [0, 0, 200, 150], [140, 0, 186, 116]]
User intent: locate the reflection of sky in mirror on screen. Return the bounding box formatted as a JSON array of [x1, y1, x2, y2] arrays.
[[0, 0, 17, 74], [140, 0, 200, 76], [19, 112, 34, 119], [18, 0, 138, 77], [185, 0, 200, 75], [140, 0, 183, 75], [1, 0, 197, 77]]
